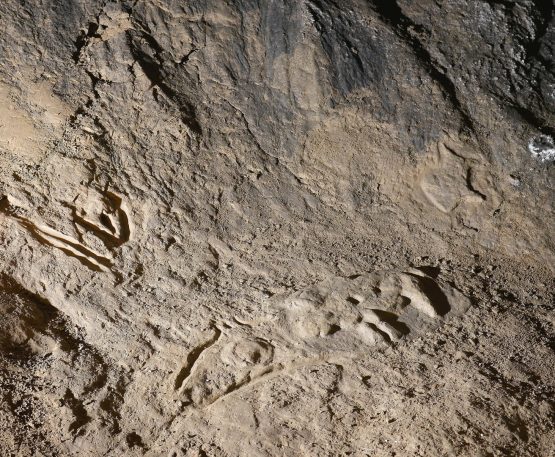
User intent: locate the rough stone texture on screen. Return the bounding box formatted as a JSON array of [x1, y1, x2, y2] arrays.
[[0, 1, 554, 456]]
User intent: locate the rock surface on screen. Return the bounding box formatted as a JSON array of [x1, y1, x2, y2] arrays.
[[0, 1, 554, 456]]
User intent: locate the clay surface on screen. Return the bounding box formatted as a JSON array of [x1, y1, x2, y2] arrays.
[[0, 1, 554, 456]]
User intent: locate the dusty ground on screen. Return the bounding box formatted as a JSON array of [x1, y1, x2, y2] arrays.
[[0, 1, 554, 456]]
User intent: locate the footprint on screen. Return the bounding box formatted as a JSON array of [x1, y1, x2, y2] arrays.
[[0, 190, 130, 277], [418, 141, 488, 215], [0, 194, 114, 273], [272, 268, 470, 350], [70, 188, 131, 248], [169, 269, 470, 409], [174, 325, 275, 408]]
